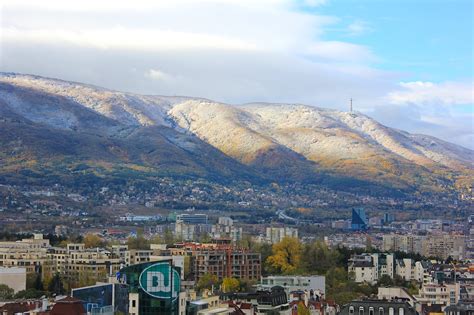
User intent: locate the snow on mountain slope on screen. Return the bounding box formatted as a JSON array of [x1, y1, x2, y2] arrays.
[[0, 72, 472, 190]]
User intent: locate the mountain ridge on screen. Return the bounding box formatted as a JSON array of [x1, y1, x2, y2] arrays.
[[0, 72, 472, 197]]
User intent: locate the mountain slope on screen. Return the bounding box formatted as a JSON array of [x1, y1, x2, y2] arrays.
[[0, 73, 472, 195]]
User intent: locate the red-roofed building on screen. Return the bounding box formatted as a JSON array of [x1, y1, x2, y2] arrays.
[[50, 297, 86, 315]]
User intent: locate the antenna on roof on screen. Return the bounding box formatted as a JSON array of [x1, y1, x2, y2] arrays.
[[350, 98, 353, 112]]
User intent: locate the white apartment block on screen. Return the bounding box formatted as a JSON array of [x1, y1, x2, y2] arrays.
[[416, 282, 460, 307], [395, 258, 416, 282], [266, 227, 298, 244], [349, 253, 434, 284], [348, 253, 394, 284], [258, 275, 326, 296]]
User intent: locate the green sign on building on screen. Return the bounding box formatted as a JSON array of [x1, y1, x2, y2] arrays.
[[139, 262, 180, 301]]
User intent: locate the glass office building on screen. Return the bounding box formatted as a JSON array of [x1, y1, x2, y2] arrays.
[[118, 261, 181, 315], [71, 283, 128, 314]]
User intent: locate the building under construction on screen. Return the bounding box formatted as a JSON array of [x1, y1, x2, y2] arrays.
[[170, 240, 261, 282]]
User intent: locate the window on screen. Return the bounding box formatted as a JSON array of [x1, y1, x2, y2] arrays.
[[369, 307, 374, 315], [399, 308, 404, 315], [389, 307, 394, 315], [379, 307, 384, 315], [132, 300, 136, 308], [359, 306, 365, 315], [349, 306, 355, 315]]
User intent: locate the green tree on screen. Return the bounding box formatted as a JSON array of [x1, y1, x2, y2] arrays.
[[266, 237, 303, 274], [0, 284, 14, 299], [15, 288, 45, 299], [222, 277, 240, 293], [377, 275, 394, 287], [26, 272, 44, 290], [199, 232, 211, 243], [48, 273, 65, 295], [164, 229, 175, 245], [197, 273, 219, 292], [302, 241, 340, 274]]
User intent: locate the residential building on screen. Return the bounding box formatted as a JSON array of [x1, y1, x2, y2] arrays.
[[444, 301, 474, 315], [396, 259, 416, 282], [382, 234, 424, 254], [211, 218, 243, 243], [176, 214, 209, 225], [377, 287, 420, 312], [220, 286, 290, 314], [348, 253, 394, 284], [422, 234, 467, 260], [339, 299, 417, 315], [258, 275, 326, 296], [167, 242, 261, 282], [0, 267, 26, 293], [266, 227, 298, 244], [175, 221, 212, 241], [415, 261, 432, 284], [416, 282, 461, 307]]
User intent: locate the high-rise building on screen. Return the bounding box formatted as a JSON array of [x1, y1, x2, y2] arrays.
[[382, 234, 425, 254], [351, 208, 368, 230], [176, 214, 208, 225], [265, 227, 298, 243], [422, 234, 466, 260]]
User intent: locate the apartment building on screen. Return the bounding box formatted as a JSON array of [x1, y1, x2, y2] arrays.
[[396, 259, 416, 282], [266, 227, 298, 244], [168, 242, 261, 282], [258, 275, 326, 296], [0, 234, 52, 274], [60, 243, 122, 284], [0, 267, 26, 293], [416, 282, 460, 307], [422, 234, 466, 260], [382, 234, 424, 254], [211, 218, 243, 243], [349, 253, 395, 284]]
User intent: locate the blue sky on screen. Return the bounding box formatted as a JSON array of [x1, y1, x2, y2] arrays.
[[312, 0, 473, 82], [1, 0, 473, 148]]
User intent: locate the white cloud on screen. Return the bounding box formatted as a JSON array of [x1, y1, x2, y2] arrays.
[[347, 20, 371, 36], [302, 0, 329, 7], [145, 69, 171, 81], [2, 27, 259, 51], [306, 41, 376, 63], [2, 0, 290, 11], [0, 0, 472, 149], [388, 81, 474, 105]]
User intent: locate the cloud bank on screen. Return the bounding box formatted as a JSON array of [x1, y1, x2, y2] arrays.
[[1, 0, 472, 149]]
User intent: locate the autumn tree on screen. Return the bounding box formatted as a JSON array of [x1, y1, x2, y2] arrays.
[[126, 235, 150, 250], [222, 277, 240, 293], [83, 234, 106, 248], [266, 237, 303, 274]]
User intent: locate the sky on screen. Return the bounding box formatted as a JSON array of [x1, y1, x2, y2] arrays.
[[1, 0, 473, 149]]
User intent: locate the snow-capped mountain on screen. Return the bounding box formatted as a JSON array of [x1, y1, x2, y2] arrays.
[[0, 73, 472, 194]]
